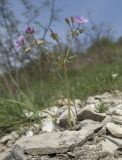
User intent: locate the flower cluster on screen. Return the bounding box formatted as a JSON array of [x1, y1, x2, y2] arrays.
[[16, 27, 45, 52], [50, 16, 88, 42], [16, 16, 88, 49]]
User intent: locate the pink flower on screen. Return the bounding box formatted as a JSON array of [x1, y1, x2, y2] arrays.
[[25, 27, 34, 34], [73, 16, 88, 24], [16, 35, 25, 48]]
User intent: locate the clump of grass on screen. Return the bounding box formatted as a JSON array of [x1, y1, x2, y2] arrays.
[[95, 102, 108, 113]]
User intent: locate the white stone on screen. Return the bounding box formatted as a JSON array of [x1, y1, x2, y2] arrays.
[[106, 122, 122, 138], [102, 115, 112, 125], [26, 131, 33, 137], [76, 119, 103, 132], [41, 118, 55, 132], [99, 139, 118, 154]]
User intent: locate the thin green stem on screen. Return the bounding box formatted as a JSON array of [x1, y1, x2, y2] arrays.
[[65, 37, 73, 60], [62, 36, 74, 129], [64, 62, 72, 129]]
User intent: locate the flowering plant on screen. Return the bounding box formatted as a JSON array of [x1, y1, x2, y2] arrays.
[[16, 16, 88, 129], [50, 16, 88, 128]]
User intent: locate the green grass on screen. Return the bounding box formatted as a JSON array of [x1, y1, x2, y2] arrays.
[[95, 102, 108, 113]]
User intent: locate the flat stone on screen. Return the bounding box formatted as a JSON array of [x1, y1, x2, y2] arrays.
[[106, 122, 122, 138], [74, 144, 103, 160], [41, 118, 55, 132], [77, 106, 106, 122], [14, 129, 93, 155], [99, 139, 118, 154], [0, 152, 11, 160], [102, 115, 112, 125], [75, 119, 103, 132]]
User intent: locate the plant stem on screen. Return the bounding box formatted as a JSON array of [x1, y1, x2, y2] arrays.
[[65, 37, 73, 59], [63, 37, 74, 129], [64, 62, 72, 129]]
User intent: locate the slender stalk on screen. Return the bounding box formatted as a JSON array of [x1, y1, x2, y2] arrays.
[[64, 62, 72, 129], [65, 37, 74, 59], [63, 37, 74, 129]]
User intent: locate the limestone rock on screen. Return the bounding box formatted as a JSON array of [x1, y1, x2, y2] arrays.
[[112, 116, 122, 125], [75, 119, 103, 132], [77, 106, 106, 122], [102, 115, 112, 125], [115, 148, 122, 158], [99, 139, 118, 154], [11, 144, 26, 160], [108, 104, 122, 116], [14, 129, 93, 155], [0, 152, 12, 160], [26, 131, 34, 137], [106, 122, 122, 138], [41, 118, 56, 132], [74, 144, 103, 160]]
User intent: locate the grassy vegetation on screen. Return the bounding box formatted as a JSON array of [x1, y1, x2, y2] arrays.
[[0, 37, 122, 131]]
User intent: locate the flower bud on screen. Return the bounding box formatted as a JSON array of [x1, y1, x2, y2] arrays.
[[50, 29, 59, 41], [65, 18, 70, 26]]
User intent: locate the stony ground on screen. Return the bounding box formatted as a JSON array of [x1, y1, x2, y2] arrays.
[[1, 90, 122, 159]]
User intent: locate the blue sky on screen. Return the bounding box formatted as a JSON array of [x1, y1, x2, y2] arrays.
[[13, 0, 122, 40]]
